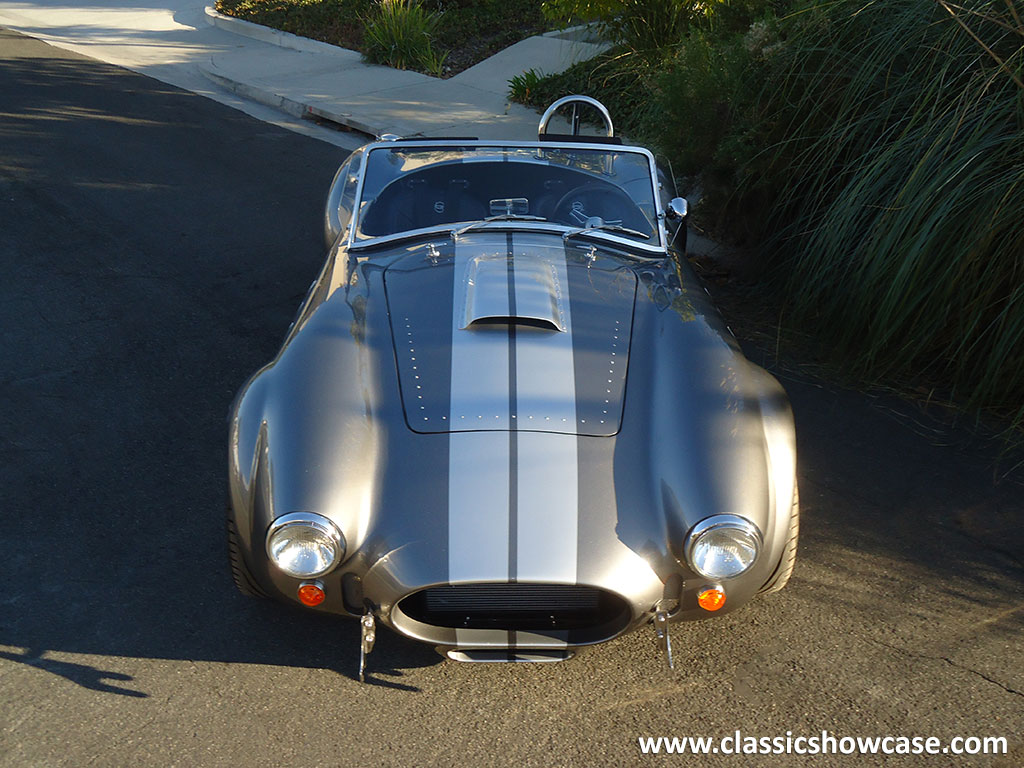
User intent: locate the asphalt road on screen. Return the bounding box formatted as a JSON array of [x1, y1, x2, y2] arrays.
[[1, 29, 1022, 768]]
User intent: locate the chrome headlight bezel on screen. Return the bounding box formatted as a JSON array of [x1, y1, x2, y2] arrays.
[[685, 515, 762, 580], [265, 512, 346, 579]]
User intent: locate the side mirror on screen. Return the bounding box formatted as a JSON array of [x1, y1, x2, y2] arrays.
[[667, 197, 688, 221], [666, 197, 688, 253]]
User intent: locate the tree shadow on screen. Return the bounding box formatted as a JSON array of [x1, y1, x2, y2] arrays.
[[730, 326, 1024, 639], [0, 37, 437, 696], [0, 647, 148, 698]]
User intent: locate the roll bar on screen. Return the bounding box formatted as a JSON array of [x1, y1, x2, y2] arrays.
[[538, 95, 614, 139]]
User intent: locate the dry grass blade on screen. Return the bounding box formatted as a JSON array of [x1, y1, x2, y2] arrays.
[[937, 0, 1024, 88]]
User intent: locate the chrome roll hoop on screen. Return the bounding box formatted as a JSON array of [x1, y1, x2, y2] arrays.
[[537, 95, 615, 139]]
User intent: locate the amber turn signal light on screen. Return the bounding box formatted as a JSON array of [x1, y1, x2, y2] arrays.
[[697, 587, 726, 611], [298, 581, 326, 606]]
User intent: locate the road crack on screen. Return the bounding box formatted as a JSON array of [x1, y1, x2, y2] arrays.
[[862, 634, 1023, 699]]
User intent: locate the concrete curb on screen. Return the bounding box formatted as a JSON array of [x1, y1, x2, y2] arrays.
[[198, 62, 386, 138], [203, 6, 361, 59]]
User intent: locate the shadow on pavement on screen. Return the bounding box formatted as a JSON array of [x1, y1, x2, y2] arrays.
[[0, 34, 437, 695]]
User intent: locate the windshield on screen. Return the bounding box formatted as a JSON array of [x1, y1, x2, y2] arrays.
[[354, 145, 660, 245]]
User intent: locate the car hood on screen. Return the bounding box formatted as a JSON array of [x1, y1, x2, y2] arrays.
[[237, 233, 781, 618], [383, 231, 637, 437]]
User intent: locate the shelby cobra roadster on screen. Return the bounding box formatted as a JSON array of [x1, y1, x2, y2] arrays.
[[227, 96, 799, 679]]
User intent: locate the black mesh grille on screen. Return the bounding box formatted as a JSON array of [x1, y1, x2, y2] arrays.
[[399, 583, 630, 632]]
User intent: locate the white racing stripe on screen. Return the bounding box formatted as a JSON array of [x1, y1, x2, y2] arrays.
[[512, 233, 579, 592], [447, 431, 510, 583], [511, 235, 578, 427], [513, 431, 579, 583], [448, 235, 510, 586], [447, 233, 581, 648]]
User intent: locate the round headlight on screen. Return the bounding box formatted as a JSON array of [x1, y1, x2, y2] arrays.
[[266, 513, 345, 578], [685, 515, 761, 579]]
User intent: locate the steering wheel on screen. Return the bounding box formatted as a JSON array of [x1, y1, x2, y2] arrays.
[[550, 182, 650, 233]]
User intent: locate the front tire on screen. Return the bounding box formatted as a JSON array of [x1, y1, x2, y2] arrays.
[[760, 483, 799, 594], [226, 509, 267, 598]]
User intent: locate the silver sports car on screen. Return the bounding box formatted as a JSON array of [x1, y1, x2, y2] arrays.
[[227, 97, 798, 679]]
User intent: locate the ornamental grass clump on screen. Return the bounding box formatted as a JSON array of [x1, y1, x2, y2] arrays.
[[362, 0, 448, 76], [736, 0, 1024, 424]]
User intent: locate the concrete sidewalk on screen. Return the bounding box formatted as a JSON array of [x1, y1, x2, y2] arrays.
[[0, 0, 609, 141]]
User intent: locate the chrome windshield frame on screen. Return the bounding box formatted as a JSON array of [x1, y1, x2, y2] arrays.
[[346, 139, 669, 255]]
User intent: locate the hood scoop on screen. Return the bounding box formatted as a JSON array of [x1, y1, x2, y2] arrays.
[[460, 254, 566, 332], [384, 233, 637, 436]]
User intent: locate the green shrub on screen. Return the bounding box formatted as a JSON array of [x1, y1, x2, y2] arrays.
[[508, 68, 547, 103], [526, 0, 786, 171], [540, 1, 784, 54], [508, 50, 663, 143], [361, 0, 448, 76], [654, 14, 788, 236], [542, 1, 698, 54], [656, 30, 747, 174]]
